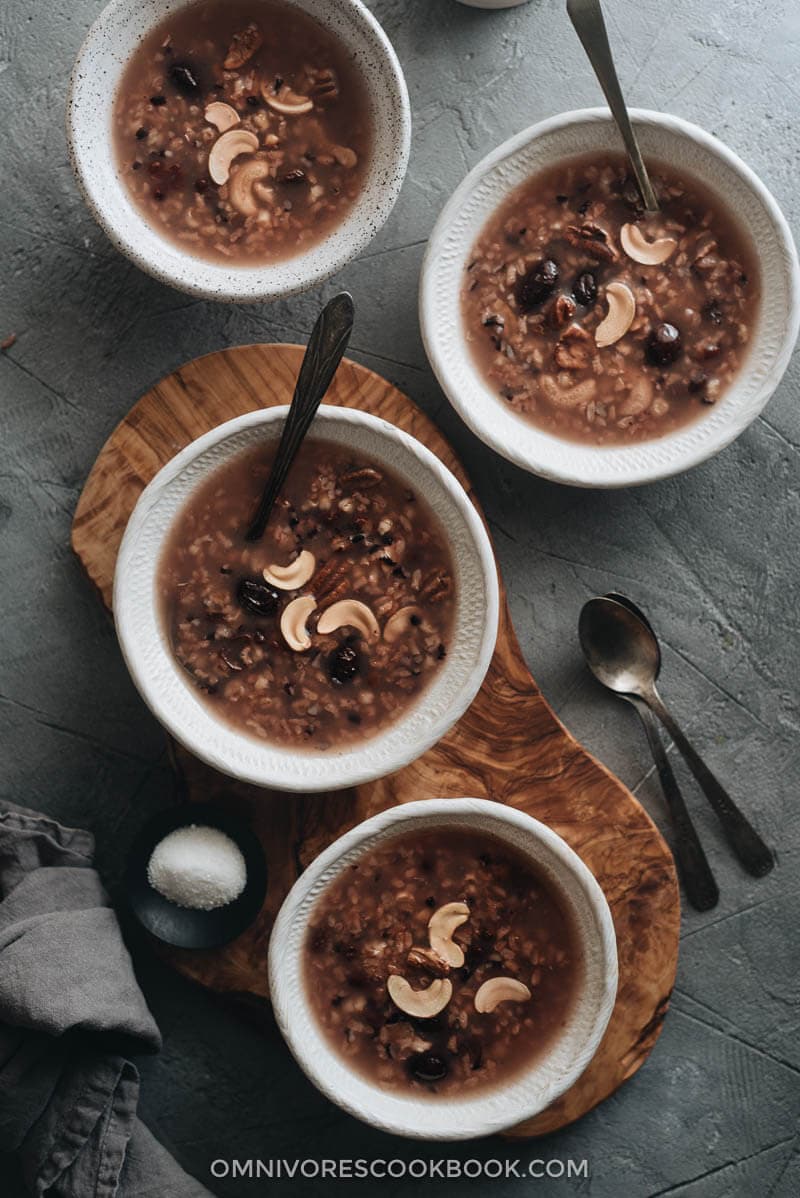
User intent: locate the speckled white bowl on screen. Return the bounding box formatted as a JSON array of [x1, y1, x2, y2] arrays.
[[114, 406, 499, 792], [269, 798, 618, 1139], [66, 0, 410, 302], [420, 108, 800, 488]]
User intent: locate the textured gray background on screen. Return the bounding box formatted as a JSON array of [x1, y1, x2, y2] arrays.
[[1, 0, 798, 1195]]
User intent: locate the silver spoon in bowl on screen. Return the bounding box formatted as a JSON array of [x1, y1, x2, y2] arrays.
[[245, 291, 355, 542], [578, 595, 774, 878], [566, 0, 659, 212], [599, 594, 719, 910]]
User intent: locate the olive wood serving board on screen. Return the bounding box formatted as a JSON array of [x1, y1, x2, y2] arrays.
[[71, 344, 679, 1138]]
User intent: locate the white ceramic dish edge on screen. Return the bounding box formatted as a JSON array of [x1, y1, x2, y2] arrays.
[[420, 107, 800, 488], [113, 406, 499, 792], [268, 797, 619, 1140], [66, 0, 411, 303]]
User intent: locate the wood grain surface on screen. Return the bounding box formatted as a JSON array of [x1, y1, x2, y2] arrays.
[[71, 343, 680, 1138]]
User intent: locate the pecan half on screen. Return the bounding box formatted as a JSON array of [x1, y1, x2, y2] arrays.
[[565, 222, 617, 263], [339, 467, 383, 491], [418, 570, 453, 604], [553, 324, 595, 371], [310, 67, 340, 103], [313, 556, 350, 604], [223, 24, 263, 70], [407, 947, 451, 977], [549, 294, 577, 329]]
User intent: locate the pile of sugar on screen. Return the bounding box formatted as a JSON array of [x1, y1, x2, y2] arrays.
[[147, 824, 247, 911]]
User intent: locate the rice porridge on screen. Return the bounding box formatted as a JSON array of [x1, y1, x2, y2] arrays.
[[113, 0, 371, 264], [462, 153, 760, 445], [305, 827, 582, 1095], [158, 438, 456, 749]]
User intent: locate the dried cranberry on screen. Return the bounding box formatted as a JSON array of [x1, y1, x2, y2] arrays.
[[328, 643, 361, 685], [645, 323, 682, 366], [619, 174, 645, 215], [408, 1050, 449, 1084], [573, 271, 597, 306], [516, 259, 559, 311], [168, 61, 200, 95], [236, 577, 279, 617], [135, 126, 149, 140]]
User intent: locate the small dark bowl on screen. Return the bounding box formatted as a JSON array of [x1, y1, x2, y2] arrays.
[[125, 803, 268, 948]]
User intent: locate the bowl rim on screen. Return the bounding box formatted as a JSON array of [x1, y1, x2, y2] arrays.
[[420, 106, 800, 488], [113, 404, 500, 792], [65, 0, 411, 303], [268, 797, 619, 1139]]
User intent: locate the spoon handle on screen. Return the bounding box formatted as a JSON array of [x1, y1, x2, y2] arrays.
[[245, 292, 355, 542], [566, 0, 659, 211], [629, 696, 719, 911], [646, 690, 774, 877]]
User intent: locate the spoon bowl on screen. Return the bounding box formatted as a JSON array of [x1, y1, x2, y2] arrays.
[[584, 595, 720, 911], [578, 597, 660, 695], [579, 595, 773, 878]]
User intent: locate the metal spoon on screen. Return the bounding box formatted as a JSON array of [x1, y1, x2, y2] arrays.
[[245, 291, 355, 542], [598, 594, 719, 910], [579, 596, 774, 877], [566, 0, 659, 212]]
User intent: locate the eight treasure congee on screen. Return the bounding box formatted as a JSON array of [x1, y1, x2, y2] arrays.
[[304, 827, 582, 1095], [158, 438, 456, 750], [462, 153, 760, 445], [113, 0, 372, 264]]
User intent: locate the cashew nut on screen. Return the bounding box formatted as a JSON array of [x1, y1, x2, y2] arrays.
[[620, 222, 677, 266], [619, 376, 654, 417], [317, 599, 379, 640], [227, 159, 272, 217], [474, 977, 532, 1014], [208, 129, 259, 186], [595, 281, 636, 348], [383, 606, 423, 644], [204, 102, 240, 133], [262, 82, 313, 116], [428, 901, 470, 968], [263, 550, 316, 591], [331, 145, 358, 169], [540, 374, 597, 410], [387, 975, 453, 1018], [280, 595, 317, 652]]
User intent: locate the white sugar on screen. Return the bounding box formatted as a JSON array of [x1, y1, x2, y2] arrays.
[[147, 824, 247, 911]]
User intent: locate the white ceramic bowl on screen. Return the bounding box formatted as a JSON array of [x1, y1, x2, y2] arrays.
[[269, 798, 618, 1139], [420, 108, 800, 488], [114, 406, 499, 791], [66, 0, 410, 302]]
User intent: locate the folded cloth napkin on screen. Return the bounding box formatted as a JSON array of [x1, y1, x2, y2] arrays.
[[0, 801, 214, 1198]]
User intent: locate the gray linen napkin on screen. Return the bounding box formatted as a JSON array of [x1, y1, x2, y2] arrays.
[[0, 801, 214, 1198]]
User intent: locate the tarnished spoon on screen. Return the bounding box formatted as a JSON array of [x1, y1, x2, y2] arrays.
[[566, 0, 659, 212], [599, 594, 719, 910], [579, 596, 774, 878], [245, 291, 355, 541]]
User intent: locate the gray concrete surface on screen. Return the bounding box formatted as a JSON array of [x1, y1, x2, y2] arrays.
[[1, 0, 799, 1194]]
